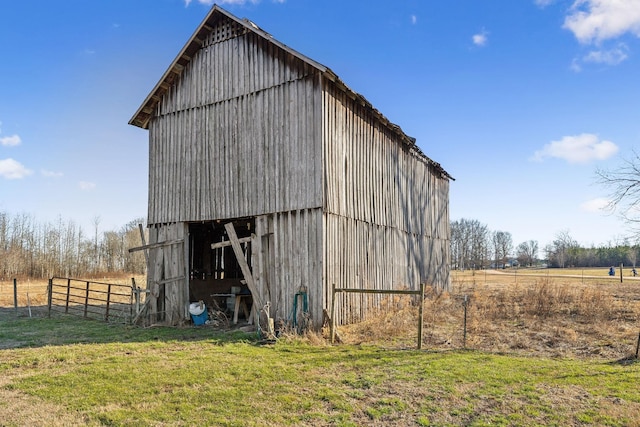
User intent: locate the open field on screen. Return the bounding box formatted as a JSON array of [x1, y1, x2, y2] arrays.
[[1, 317, 639, 426], [1, 270, 640, 425]]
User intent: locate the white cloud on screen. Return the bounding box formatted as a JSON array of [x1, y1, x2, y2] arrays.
[[472, 30, 488, 47], [0, 134, 21, 147], [411, 15, 417, 25], [79, 181, 97, 191], [0, 158, 32, 179], [531, 133, 619, 164], [41, 169, 64, 178], [535, 0, 556, 7], [570, 57, 583, 72], [563, 0, 640, 44], [580, 197, 613, 212], [582, 43, 629, 64]]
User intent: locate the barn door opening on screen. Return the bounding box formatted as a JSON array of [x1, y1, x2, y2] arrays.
[[187, 218, 255, 323]]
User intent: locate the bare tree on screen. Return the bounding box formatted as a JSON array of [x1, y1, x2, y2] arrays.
[[596, 151, 640, 226], [547, 230, 578, 268], [516, 240, 538, 267], [492, 231, 513, 268], [450, 219, 490, 270]]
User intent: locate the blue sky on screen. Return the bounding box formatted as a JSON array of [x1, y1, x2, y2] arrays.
[[1, 0, 639, 249]]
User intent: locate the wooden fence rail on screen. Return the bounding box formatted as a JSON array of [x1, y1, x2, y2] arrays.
[[330, 283, 426, 349], [48, 277, 139, 324]]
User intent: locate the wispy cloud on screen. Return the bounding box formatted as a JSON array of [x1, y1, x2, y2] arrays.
[[531, 133, 619, 164], [0, 158, 32, 179], [583, 43, 629, 64], [534, 0, 556, 8], [411, 15, 417, 25], [0, 134, 21, 147], [42, 169, 64, 178], [572, 43, 629, 71], [472, 30, 489, 47], [580, 197, 613, 213], [79, 181, 97, 191]]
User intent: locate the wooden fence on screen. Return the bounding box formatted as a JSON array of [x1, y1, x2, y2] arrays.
[[47, 277, 141, 324], [330, 283, 426, 349]]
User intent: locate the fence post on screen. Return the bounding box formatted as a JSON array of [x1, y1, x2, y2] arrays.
[[330, 283, 337, 344], [130, 278, 136, 324], [84, 281, 90, 318], [418, 283, 424, 350], [463, 295, 469, 348], [105, 283, 112, 321], [65, 278, 71, 313], [13, 278, 18, 317], [47, 278, 53, 317], [620, 263, 624, 283]]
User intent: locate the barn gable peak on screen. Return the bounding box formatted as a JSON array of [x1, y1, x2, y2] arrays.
[[129, 5, 330, 130]]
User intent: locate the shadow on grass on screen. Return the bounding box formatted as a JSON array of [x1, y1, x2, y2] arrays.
[[0, 307, 258, 350]]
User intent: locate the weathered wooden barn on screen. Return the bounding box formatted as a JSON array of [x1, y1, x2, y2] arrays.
[[129, 5, 452, 328]]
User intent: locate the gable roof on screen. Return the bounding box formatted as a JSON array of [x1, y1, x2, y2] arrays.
[[129, 5, 452, 180]]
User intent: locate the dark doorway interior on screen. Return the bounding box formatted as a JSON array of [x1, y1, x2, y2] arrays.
[[188, 218, 254, 318]]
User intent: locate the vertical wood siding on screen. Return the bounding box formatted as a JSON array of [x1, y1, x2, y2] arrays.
[[148, 23, 322, 224], [147, 223, 188, 324], [322, 82, 450, 323], [253, 208, 323, 326]]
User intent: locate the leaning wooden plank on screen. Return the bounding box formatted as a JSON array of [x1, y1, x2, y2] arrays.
[[211, 235, 254, 249], [128, 239, 184, 253], [224, 222, 264, 311], [138, 223, 149, 265]]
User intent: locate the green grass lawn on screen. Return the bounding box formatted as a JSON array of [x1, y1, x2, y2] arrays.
[[1, 316, 639, 426]]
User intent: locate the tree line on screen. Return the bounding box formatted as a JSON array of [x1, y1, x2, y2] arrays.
[[0, 211, 147, 279], [451, 218, 639, 270], [3, 209, 639, 279]]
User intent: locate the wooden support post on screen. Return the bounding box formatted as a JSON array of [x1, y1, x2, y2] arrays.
[[65, 278, 71, 313], [105, 283, 112, 321], [130, 278, 136, 324], [84, 281, 90, 318], [13, 278, 18, 317], [47, 278, 53, 318], [224, 223, 263, 317], [128, 239, 184, 253], [418, 282, 425, 350], [463, 295, 469, 349], [138, 224, 149, 266], [620, 263, 624, 283], [211, 235, 253, 249], [330, 283, 337, 344]]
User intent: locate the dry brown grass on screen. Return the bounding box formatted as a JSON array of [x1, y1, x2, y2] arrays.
[[337, 269, 640, 359], [5, 270, 640, 360]]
